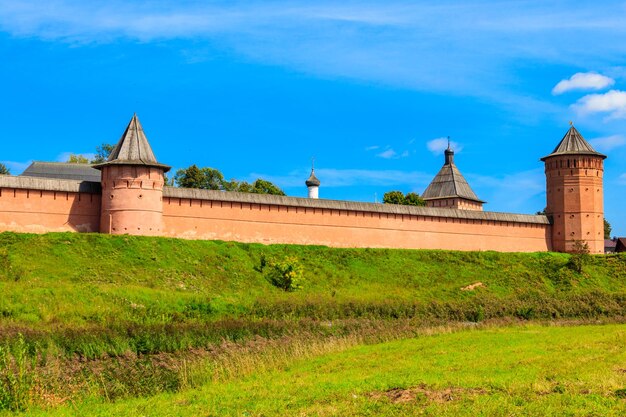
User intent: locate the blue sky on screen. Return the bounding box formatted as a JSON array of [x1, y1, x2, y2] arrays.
[[0, 0, 625, 236]]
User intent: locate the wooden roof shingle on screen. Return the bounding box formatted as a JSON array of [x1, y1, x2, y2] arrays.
[[93, 114, 170, 171], [541, 126, 606, 161]]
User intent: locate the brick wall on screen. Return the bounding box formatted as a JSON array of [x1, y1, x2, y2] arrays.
[[0, 177, 552, 252], [161, 189, 551, 252], [0, 185, 100, 233]]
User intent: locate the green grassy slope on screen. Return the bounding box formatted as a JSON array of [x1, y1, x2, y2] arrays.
[[23, 324, 626, 417], [0, 231, 625, 356]]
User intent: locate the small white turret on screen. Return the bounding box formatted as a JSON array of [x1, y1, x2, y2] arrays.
[[305, 165, 320, 199]]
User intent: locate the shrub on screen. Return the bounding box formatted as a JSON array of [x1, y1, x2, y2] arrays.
[[568, 240, 590, 274], [465, 305, 485, 323], [264, 257, 304, 292], [515, 307, 535, 320]]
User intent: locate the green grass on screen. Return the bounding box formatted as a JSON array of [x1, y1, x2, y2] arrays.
[[0, 231, 625, 359], [19, 323, 626, 416], [0, 232, 625, 413]]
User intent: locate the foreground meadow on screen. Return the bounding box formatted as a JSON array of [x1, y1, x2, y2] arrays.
[[0, 232, 625, 414], [21, 323, 626, 416]]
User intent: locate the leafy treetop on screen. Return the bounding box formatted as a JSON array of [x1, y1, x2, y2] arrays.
[[604, 218, 612, 240], [174, 165, 285, 196], [91, 144, 115, 164], [66, 143, 114, 164], [382, 191, 426, 206], [67, 154, 90, 164]]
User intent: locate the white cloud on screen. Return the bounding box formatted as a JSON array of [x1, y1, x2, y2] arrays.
[[426, 137, 463, 156], [552, 72, 614, 95], [365, 145, 379, 151], [377, 149, 397, 159], [249, 168, 432, 188], [0, 160, 32, 175], [619, 173, 626, 185], [589, 135, 626, 151], [573, 90, 626, 119], [4, 1, 626, 106], [375, 147, 410, 159]]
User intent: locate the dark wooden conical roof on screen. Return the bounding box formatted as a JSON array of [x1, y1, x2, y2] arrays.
[[93, 114, 170, 171], [541, 126, 606, 161], [422, 147, 484, 203]]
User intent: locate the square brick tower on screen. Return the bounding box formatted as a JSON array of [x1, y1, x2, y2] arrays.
[[541, 126, 606, 253]]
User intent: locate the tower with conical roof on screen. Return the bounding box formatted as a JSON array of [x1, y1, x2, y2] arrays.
[[542, 125, 606, 253], [93, 114, 171, 236], [422, 144, 485, 211]]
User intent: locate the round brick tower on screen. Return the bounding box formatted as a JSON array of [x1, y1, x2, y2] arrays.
[[93, 114, 170, 236], [541, 126, 606, 253]]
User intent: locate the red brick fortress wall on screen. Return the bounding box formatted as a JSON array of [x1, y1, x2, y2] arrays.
[[0, 177, 553, 252], [0, 176, 101, 233], [162, 188, 551, 252]]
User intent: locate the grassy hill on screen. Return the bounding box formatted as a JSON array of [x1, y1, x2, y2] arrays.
[[0, 232, 625, 412]]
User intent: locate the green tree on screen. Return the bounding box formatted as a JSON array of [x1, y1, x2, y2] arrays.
[[66, 154, 89, 164], [91, 143, 115, 164], [383, 191, 406, 205], [251, 179, 286, 196], [221, 179, 240, 192], [0, 163, 9, 175], [163, 174, 174, 187], [175, 165, 204, 188], [198, 167, 225, 190], [404, 192, 426, 206], [173, 166, 286, 195], [235, 181, 254, 193], [383, 191, 426, 206], [174, 165, 225, 190], [604, 218, 612, 240]]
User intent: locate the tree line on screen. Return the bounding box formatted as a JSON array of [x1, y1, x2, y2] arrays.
[[173, 165, 285, 195]]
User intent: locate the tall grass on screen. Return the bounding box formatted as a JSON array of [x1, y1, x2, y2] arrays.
[[2, 320, 490, 407], [0, 335, 35, 411]]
